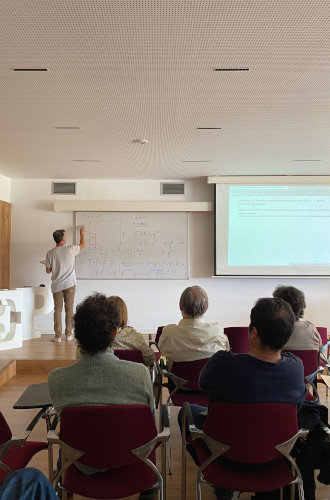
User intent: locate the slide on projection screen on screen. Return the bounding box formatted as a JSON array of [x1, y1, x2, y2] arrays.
[[215, 184, 330, 277]]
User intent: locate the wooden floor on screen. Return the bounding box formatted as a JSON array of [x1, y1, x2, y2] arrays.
[[0, 334, 77, 360], [0, 336, 329, 500]]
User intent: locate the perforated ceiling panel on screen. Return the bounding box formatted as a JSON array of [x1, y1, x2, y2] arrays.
[[0, 0, 329, 179]]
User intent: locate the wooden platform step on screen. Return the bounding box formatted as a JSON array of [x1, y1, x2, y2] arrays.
[[16, 359, 73, 374], [0, 360, 16, 388]]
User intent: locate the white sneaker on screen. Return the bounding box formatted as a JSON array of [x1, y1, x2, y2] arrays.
[[50, 336, 61, 343], [66, 334, 74, 341]]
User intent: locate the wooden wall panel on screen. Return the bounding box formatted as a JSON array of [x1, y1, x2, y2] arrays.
[[0, 201, 11, 289]]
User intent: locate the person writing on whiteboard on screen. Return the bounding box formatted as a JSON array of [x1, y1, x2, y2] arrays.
[[159, 285, 229, 368], [45, 226, 85, 343]]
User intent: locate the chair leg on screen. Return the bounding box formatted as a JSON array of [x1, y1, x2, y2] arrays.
[[181, 407, 187, 500], [158, 475, 164, 500], [196, 475, 202, 500], [161, 436, 167, 499], [297, 482, 305, 500], [167, 405, 172, 475], [45, 410, 54, 482]]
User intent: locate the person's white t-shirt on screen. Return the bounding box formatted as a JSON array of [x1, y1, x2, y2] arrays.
[[45, 245, 80, 293]]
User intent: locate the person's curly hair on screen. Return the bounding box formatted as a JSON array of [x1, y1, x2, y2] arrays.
[[74, 293, 120, 354], [272, 285, 306, 320]]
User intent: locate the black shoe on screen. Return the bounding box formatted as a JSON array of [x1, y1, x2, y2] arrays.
[[56, 480, 73, 499], [138, 487, 158, 500], [212, 486, 234, 500]]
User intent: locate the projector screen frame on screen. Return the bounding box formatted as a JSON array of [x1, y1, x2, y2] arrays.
[[210, 176, 330, 278]]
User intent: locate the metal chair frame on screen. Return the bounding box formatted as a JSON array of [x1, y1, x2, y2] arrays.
[[48, 404, 170, 500], [181, 402, 309, 500], [0, 408, 48, 481]]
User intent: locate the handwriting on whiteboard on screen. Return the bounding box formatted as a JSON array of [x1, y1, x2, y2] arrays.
[[76, 212, 188, 279]]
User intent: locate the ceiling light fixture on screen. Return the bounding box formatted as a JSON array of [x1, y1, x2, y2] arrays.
[[132, 139, 148, 144], [214, 68, 250, 72], [12, 68, 48, 71], [54, 127, 80, 130], [72, 159, 102, 162], [197, 127, 222, 130]]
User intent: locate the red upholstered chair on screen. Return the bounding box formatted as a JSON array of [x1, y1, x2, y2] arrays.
[[317, 326, 328, 351], [149, 326, 163, 363], [0, 408, 48, 483], [155, 326, 164, 345], [149, 326, 165, 406], [162, 358, 209, 474], [282, 349, 323, 402], [48, 405, 169, 500], [181, 402, 308, 500], [113, 349, 144, 364], [223, 327, 250, 353], [316, 326, 330, 394], [114, 348, 158, 385], [164, 359, 209, 408]]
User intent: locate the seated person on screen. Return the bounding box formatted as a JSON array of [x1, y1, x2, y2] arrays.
[[109, 295, 155, 366], [48, 293, 155, 500], [0, 468, 57, 500], [179, 297, 308, 500], [273, 285, 322, 351], [159, 285, 229, 368]]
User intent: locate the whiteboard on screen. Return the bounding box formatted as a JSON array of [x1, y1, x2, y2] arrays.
[[76, 212, 188, 279]]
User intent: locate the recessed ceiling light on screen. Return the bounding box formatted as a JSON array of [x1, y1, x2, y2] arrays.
[[72, 159, 102, 162], [132, 138, 148, 144], [292, 159, 321, 162], [12, 68, 48, 71], [54, 127, 80, 130], [197, 127, 222, 130], [181, 160, 211, 163]]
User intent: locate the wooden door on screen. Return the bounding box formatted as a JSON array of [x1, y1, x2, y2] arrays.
[[0, 201, 11, 289]]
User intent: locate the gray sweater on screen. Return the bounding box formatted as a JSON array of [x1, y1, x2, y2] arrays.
[[48, 350, 153, 419]]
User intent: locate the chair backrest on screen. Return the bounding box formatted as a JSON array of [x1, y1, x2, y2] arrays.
[[282, 349, 318, 377], [0, 413, 12, 446], [316, 326, 328, 346], [203, 402, 298, 463], [155, 326, 164, 345], [171, 358, 209, 391], [223, 327, 250, 353], [113, 349, 144, 364], [59, 405, 157, 470]]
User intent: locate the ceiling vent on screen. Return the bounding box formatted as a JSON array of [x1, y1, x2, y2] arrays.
[[161, 182, 185, 195], [52, 182, 76, 195]]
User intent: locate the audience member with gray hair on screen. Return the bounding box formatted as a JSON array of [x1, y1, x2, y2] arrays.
[[159, 285, 229, 368]]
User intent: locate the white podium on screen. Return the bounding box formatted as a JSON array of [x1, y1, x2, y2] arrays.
[[0, 287, 53, 350]]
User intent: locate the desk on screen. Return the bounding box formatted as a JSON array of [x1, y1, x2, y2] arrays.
[[13, 382, 52, 410], [13, 382, 53, 480]]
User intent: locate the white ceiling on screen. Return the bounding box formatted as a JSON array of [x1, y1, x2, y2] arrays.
[[0, 0, 329, 180]]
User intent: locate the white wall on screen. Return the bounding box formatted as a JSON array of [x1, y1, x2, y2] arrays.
[[0, 175, 10, 203], [10, 178, 330, 333]]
